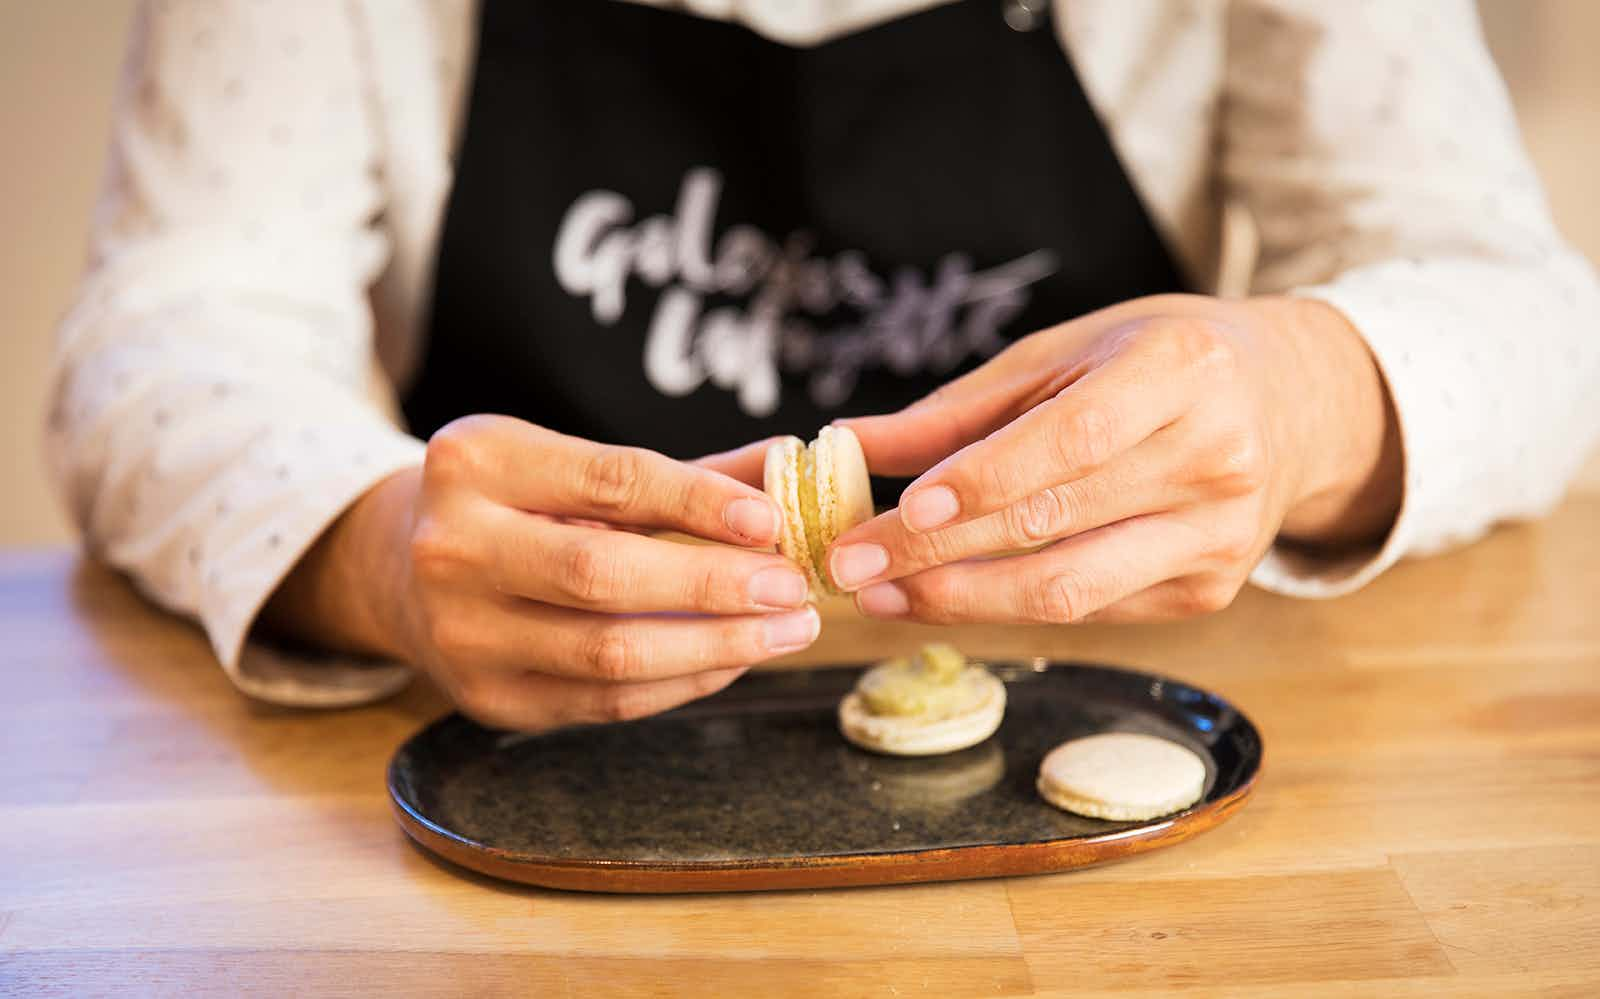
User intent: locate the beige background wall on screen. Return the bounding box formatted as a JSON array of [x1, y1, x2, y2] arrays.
[[3, 1, 138, 544], [2, 1, 1597, 546]]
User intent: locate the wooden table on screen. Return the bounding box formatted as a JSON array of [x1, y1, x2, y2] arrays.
[[3, 498, 1598, 997]]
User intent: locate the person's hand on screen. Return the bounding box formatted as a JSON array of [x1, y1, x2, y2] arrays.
[[825, 294, 1401, 624], [264, 416, 819, 730]]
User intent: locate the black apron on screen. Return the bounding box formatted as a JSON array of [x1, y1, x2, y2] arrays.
[[406, 0, 1183, 494]]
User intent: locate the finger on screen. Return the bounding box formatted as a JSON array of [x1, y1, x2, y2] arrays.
[[852, 514, 1208, 625], [893, 297, 1220, 412], [690, 437, 781, 488], [429, 416, 781, 546], [455, 664, 751, 733], [893, 324, 1219, 533], [1081, 574, 1243, 623], [827, 426, 1194, 591], [838, 367, 1048, 478], [445, 598, 821, 682], [837, 316, 1116, 477], [485, 511, 810, 614]]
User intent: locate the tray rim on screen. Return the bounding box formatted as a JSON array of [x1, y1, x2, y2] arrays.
[[387, 661, 1263, 893]]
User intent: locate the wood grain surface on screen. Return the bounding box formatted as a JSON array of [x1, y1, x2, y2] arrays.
[[3, 494, 1599, 997]]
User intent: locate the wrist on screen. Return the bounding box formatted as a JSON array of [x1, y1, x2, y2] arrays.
[[1252, 296, 1402, 547], [261, 467, 421, 661]]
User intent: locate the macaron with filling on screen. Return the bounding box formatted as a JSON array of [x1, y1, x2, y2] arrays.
[[763, 425, 873, 596], [838, 643, 1006, 756]]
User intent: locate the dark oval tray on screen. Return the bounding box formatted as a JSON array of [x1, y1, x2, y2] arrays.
[[388, 661, 1261, 893]]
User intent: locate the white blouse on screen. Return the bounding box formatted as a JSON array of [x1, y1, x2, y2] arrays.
[[47, 0, 1600, 706]]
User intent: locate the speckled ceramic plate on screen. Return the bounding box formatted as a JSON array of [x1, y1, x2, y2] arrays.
[[388, 661, 1261, 893]]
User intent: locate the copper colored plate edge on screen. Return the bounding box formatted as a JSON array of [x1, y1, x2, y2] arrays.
[[387, 763, 1260, 894]]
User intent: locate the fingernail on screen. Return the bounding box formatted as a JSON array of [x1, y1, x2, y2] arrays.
[[748, 566, 808, 609], [830, 543, 889, 590], [902, 485, 959, 532], [724, 497, 777, 543], [764, 607, 821, 652], [857, 581, 911, 618]]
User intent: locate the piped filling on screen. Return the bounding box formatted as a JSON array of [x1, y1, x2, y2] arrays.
[[858, 644, 984, 719], [797, 443, 830, 586]]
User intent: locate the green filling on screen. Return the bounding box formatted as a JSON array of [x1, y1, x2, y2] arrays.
[[797, 445, 830, 589], [916, 642, 967, 683], [859, 644, 975, 717]]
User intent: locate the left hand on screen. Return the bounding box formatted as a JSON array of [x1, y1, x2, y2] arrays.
[[823, 293, 1401, 624]]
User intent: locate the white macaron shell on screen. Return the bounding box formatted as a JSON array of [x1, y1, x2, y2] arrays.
[[1036, 733, 1206, 820], [763, 435, 825, 592]]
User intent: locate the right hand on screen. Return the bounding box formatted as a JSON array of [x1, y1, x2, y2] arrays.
[[268, 415, 819, 731]]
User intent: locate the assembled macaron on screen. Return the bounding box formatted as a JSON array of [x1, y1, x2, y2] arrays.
[[763, 425, 874, 596]]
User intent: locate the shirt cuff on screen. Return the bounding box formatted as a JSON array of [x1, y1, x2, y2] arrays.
[[201, 426, 426, 707]]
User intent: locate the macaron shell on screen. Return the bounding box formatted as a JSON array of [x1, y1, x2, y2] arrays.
[[1034, 780, 1200, 822], [818, 425, 874, 545], [838, 670, 1006, 756], [763, 436, 823, 592], [1035, 733, 1206, 821]]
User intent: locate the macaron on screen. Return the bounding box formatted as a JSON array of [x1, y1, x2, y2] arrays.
[[763, 425, 873, 596], [1035, 733, 1207, 821], [838, 645, 1007, 756]]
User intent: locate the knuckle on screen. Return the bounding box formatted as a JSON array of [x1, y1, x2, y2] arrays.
[[1208, 428, 1269, 497], [900, 525, 959, 570], [1155, 318, 1236, 372], [920, 380, 962, 410], [457, 684, 542, 733], [900, 570, 963, 625], [1198, 578, 1239, 613], [1030, 569, 1093, 624], [1210, 527, 1259, 565], [581, 447, 646, 514], [693, 665, 739, 697], [556, 538, 618, 605], [1171, 576, 1238, 617], [595, 685, 655, 724], [582, 623, 641, 682], [679, 474, 723, 531], [1058, 404, 1118, 473], [424, 417, 488, 484], [1193, 331, 1241, 375], [689, 562, 729, 610], [425, 612, 478, 662], [1007, 486, 1075, 544], [407, 521, 466, 580], [974, 457, 1020, 508], [452, 674, 498, 721]]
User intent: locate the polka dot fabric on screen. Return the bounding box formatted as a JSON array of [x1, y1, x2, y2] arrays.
[[47, 0, 1600, 706]]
